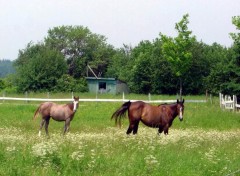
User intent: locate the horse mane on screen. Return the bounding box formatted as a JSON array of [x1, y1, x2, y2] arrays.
[[158, 102, 177, 107]]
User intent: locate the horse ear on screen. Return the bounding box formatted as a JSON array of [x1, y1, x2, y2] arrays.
[[177, 99, 179, 103], [73, 96, 79, 100], [182, 99, 185, 103]]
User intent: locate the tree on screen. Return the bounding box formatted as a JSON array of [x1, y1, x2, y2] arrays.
[[151, 38, 178, 94], [204, 43, 230, 94], [105, 46, 132, 80], [15, 43, 67, 92], [45, 26, 115, 78], [160, 14, 195, 98], [230, 16, 240, 45], [226, 16, 240, 94], [129, 41, 153, 93], [204, 16, 240, 95]]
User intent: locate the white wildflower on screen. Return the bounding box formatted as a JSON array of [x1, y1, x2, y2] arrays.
[[32, 141, 58, 157], [6, 146, 16, 152], [144, 154, 159, 167], [71, 151, 85, 161]]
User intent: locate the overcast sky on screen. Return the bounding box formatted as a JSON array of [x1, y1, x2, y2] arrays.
[[0, 0, 239, 60]]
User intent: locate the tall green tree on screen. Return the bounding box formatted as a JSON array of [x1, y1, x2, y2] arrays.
[[45, 26, 114, 78], [160, 14, 195, 98], [204, 43, 230, 94], [15, 43, 67, 92], [226, 16, 240, 94], [151, 38, 178, 94], [129, 41, 154, 93], [105, 46, 132, 81]]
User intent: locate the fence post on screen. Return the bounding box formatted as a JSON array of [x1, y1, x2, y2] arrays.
[[233, 95, 236, 112], [122, 92, 125, 101], [206, 90, 208, 102], [219, 93, 222, 108], [25, 91, 28, 103], [148, 93, 151, 102], [2, 91, 5, 103]]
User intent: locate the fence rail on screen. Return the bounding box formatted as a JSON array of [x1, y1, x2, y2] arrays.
[[0, 96, 206, 103], [219, 93, 240, 111]]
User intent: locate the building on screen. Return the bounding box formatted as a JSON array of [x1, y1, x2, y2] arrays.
[[86, 77, 129, 94]]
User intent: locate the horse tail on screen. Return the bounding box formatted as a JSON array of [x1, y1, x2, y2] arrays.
[[33, 104, 41, 120], [111, 101, 131, 127]]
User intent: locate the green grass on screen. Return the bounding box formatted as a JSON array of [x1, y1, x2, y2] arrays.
[[0, 94, 239, 176]]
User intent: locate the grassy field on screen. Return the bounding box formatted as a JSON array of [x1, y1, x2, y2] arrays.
[[0, 94, 239, 176]]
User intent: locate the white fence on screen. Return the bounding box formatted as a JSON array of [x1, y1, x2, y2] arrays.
[[0, 96, 206, 104], [219, 93, 240, 111]]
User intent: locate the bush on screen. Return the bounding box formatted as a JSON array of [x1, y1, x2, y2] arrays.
[[55, 74, 88, 92]]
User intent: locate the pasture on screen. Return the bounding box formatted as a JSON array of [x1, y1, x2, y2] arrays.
[[0, 94, 239, 176]]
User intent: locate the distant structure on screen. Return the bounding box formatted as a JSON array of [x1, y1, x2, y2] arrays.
[[85, 77, 129, 94], [85, 64, 129, 94]]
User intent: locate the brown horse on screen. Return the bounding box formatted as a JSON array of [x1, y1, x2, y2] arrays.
[[111, 99, 184, 135], [33, 96, 79, 136]]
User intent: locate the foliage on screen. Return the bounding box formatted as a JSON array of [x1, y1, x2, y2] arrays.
[[0, 79, 5, 90], [14, 43, 67, 92], [227, 16, 240, 95], [130, 41, 155, 93], [11, 15, 240, 95], [55, 74, 88, 92], [160, 14, 196, 97], [105, 46, 132, 81], [230, 16, 240, 45], [45, 26, 115, 78], [161, 14, 195, 77], [205, 16, 240, 95]]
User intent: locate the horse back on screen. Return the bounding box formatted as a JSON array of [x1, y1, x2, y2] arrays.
[[38, 102, 55, 116], [128, 101, 145, 119]]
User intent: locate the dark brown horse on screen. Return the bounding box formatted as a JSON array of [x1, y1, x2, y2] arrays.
[[33, 96, 79, 136], [111, 99, 184, 135]]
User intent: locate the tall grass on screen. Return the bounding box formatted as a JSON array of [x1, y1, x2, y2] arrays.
[[0, 94, 239, 176]]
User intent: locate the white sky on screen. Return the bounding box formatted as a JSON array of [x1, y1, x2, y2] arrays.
[[0, 0, 239, 60]]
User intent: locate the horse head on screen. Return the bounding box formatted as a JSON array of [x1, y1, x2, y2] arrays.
[[177, 99, 184, 121], [73, 96, 79, 112]]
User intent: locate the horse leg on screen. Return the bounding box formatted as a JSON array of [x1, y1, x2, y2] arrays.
[[163, 124, 169, 135], [126, 123, 134, 135], [63, 118, 71, 135], [39, 119, 45, 137], [44, 117, 50, 136], [158, 126, 164, 135], [126, 120, 139, 135], [133, 121, 140, 135]]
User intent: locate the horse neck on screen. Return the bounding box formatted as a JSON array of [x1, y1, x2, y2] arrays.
[[67, 103, 74, 112], [168, 103, 178, 119]]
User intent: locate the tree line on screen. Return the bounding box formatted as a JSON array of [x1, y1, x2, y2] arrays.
[[0, 14, 240, 96]]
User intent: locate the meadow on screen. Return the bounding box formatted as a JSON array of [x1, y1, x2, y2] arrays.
[[0, 93, 239, 176]]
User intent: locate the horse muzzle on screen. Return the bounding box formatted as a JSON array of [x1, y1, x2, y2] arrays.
[[179, 116, 183, 121], [179, 109, 183, 121]]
